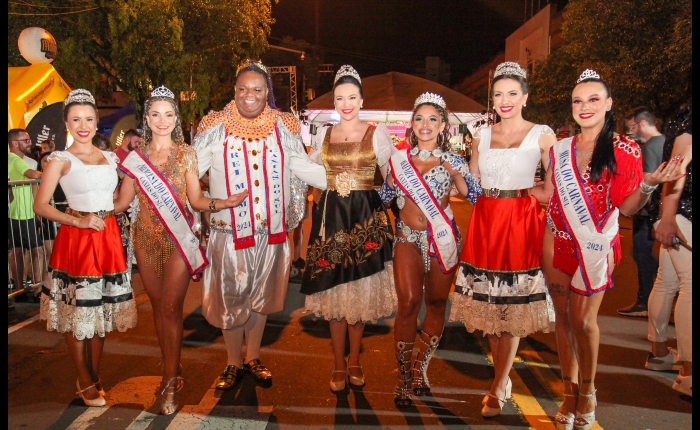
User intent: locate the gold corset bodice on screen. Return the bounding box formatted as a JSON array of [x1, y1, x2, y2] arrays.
[[322, 125, 377, 194]]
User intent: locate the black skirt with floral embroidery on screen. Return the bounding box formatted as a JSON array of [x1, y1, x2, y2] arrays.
[[300, 189, 393, 295]]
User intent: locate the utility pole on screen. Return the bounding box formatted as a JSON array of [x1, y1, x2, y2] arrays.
[[314, 0, 319, 58]]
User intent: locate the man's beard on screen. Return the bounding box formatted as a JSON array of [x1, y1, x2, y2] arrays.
[[21, 146, 33, 157]]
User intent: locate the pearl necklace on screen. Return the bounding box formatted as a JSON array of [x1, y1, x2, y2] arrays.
[[410, 147, 444, 161]]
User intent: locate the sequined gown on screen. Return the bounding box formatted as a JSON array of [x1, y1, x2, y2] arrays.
[[132, 143, 199, 276], [301, 124, 397, 324]]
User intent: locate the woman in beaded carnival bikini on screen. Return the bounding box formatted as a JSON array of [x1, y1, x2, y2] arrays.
[[34, 89, 138, 408], [448, 62, 557, 418], [114, 86, 247, 415], [538, 70, 683, 430], [379, 92, 481, 407], [301, 65, 397, 392]]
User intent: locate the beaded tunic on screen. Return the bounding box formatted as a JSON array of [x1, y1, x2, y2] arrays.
[[132, 143, 199, 275]]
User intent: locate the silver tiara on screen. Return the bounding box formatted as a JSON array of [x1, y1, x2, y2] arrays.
[[334, 65, 361, 84], [64, 89, 95, 106], [577, 69, 601, 83], [414, 92, 446, 109], [151, 85, 175, 99], [493, 62, 527, 79]]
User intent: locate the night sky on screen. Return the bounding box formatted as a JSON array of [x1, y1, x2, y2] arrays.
[[270, 0, 548, 86]]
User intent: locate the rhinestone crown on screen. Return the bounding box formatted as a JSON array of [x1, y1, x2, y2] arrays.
[[493, 62, 527, 79], [151, 85, 175, 99], [334, 65, 361, 85], [236, 59, 268, 76], [414, 92, 446, 109], [577, 69, 601, 83], [64, 89, 95, 106]]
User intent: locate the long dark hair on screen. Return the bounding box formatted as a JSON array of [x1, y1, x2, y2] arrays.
[[576, 77, 616, 182], [142, 96, 185, 145], [408, 102, 453, 153], [236, 64, 277, 109]]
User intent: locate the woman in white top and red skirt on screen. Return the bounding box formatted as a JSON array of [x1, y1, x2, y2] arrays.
[[449, 62, 557, 417], [34, 89, 138, 407]]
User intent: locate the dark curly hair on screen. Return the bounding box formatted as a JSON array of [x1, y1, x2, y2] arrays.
[[142, 96, 185, 145], [407, 102, 453, 153]]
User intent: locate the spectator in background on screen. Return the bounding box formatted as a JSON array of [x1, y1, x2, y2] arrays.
[[114, 128, 142, 164], [92, 133, 111, 151], [36, 151, 67, 302], [40, 138, 56, 155], [618, 107, 666, 318], [8, 129, 44, 298], [646, 96, 692, 397]]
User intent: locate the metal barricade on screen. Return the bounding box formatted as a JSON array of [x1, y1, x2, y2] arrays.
[[7, 178, 57, 301]]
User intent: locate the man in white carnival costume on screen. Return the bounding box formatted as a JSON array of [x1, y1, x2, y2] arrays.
[[194, 60, 327, 389]]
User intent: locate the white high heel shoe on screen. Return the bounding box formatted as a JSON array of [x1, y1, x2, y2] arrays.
[[76, 379, 106, 407], [573, 390, 597, 430], [329, 370, 347, 392], [555, 392, 577, 430], [482, 377, 511, 405]]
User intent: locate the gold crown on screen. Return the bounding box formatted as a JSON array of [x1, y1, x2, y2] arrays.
[[334, 65, 361, 84], [64, 89, 95, 106], [236, 59, 268, 76], [414, 92, 446, 109]]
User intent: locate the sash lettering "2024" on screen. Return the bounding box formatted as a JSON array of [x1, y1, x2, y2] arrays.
[[585, 242, 604, 252]]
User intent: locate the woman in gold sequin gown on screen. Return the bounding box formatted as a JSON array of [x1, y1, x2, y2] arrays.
[[114, 88, 246, 415], [301, 65, 396, 392]]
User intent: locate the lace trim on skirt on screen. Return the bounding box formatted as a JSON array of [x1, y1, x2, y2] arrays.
[[449, 267, 554, 337], [304, 262, 396, 324], [40, 274, 137, 339]]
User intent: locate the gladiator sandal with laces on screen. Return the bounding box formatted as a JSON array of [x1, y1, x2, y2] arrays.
[[412, 331, 441, 396], [394, 340, 415, 408]]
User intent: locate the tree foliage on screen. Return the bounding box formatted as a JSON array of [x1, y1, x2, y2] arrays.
[[527, 0, 692, 129], [9, 0, 276, 122]]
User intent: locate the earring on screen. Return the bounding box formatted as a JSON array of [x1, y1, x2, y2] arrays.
[[523, 103, 527, 107]]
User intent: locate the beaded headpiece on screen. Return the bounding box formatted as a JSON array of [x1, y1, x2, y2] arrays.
[[334, 65, 361, 85], [64, 89, 95, 106], [414, 92, 446, 109], [236, 59, 268, 77], [493, 62, 527, 79], [150, 85, 175, 99], [577, 69, 601, 83]]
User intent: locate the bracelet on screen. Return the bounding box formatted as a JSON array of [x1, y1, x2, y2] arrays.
[[209, 198, 218, 211], [639, 180, 658, 195]]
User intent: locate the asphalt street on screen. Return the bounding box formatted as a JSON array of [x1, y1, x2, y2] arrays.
[[7, 197, 692, 429]]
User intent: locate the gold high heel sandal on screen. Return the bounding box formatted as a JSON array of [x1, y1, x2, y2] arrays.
[[76, 379, 106, 407], [157, 377, 183, 416]]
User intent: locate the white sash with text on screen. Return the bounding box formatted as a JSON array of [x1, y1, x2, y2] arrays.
[[121, 150, 208, 280], [552, 138, 618, 294], [389, 149, 459, 272]]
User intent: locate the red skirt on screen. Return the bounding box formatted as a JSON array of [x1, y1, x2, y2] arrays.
[[50, 217, 127, 277], [460, 195, 544, 271], [41, 217, 137, 339]]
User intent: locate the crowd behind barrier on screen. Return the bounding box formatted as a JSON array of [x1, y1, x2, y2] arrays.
[[7, 178, 63, 302]]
